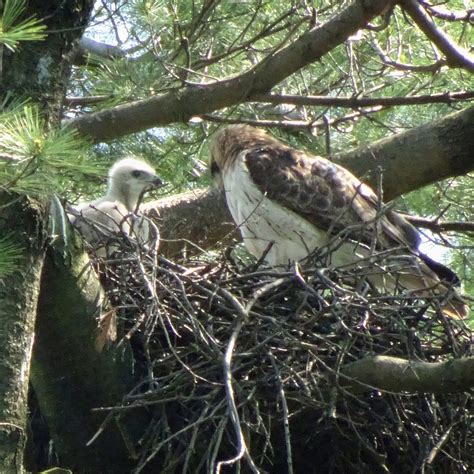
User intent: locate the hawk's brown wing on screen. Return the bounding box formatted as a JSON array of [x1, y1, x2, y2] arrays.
[[213, 125, 466, 316], [244, 145, 420, 251]]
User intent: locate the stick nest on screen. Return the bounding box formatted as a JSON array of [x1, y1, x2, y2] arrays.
[[92, 238, 472, 474]]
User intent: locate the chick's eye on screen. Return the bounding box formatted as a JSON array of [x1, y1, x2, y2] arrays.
[[131, 170, 142, 178]]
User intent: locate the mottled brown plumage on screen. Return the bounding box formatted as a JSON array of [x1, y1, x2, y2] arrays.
[[210, 125, 468, 318]]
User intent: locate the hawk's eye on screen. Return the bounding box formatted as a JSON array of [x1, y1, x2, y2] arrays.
[[210, 161, 220, 175], [131, 170, 142, 178]]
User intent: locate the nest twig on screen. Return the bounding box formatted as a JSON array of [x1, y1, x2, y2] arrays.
[[86, 234, 472, 474]]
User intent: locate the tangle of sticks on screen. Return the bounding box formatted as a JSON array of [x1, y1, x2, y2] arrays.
[[87, 231, 472, 474]]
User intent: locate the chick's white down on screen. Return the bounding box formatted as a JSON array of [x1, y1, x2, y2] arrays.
[[70, 158, 164, 256]]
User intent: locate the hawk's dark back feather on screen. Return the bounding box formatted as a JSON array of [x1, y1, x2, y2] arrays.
[[244, 139, 463, 287], [245, 145, 420, 250]]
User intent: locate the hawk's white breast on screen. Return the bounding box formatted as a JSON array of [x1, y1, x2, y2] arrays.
[[223, 153, 329, 266], [222, 153, 431, 295]]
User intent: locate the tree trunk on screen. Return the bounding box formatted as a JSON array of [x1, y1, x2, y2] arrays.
[[0, 196, 48, 473], [0, 1, 94, 471], [30, 239, 137, 473], [1, 0, 93, 124]]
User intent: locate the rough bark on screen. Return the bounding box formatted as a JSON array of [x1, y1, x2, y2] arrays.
[[0, 0, 99, 471], [0, 196, 48, 473], [340, 355, 474, 393], [335, 105, 474, 199], [30, 237, 136, 473], [146, 105, 474, 257], [1, 0, 93, 124], [0, 1, 93, 469], [68, 0, 393, 142], [145, 188, 237, 259]]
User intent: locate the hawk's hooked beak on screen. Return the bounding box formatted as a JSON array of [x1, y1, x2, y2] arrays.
[[210, 160, 220, 177], [210, 160, 224, 191]]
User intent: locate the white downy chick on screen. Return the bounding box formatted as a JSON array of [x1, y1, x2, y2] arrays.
[[70, 158, 164, 257]]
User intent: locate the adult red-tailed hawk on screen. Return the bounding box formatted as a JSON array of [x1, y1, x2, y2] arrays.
[[210, 125, 468, 318], [70, 157, 164, 256]]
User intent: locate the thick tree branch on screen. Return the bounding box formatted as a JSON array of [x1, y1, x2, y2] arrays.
[[31, 229, 138, 472], [64, 95, 113, 107], [340, 355, 474, 393], [146, 105, 474, 257], [334, 105, 474, 199], [68, 0, 393, 142], [69, 37, 126, 65], [398, 0, 474, 71], [144, 188, 237, 259]]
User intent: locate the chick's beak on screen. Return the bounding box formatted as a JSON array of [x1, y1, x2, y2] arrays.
[[151, 175, 166, 188]]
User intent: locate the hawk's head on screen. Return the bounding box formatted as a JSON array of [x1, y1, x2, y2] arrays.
[[209, 125, 280, 191], [108, 158, 165, 210]]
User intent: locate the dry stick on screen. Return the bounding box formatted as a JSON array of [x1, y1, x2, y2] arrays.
[[420, 2, 474, 22], [86, 410, 115, 446], [135, 403, 223, 474], [371, 37, 446, 73], [182, 405, 211, 474], [209, 417, 229, 473], [403, 215, 474, 234], [216, 278, 287, 473], [83, 222, 472, 471], [268, 352, 294, 474], [424, 423, 455, 466], [201, 108, 380, 131], [215, 287, 260, 474]]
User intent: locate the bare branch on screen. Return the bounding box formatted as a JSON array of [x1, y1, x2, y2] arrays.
[[372, 39, 446, 72], [420, 1, 474, 22], [70, 37, 126, 65], [404, 215, 474, 235], [191, 6, 301, 71], [341, 355, 474, 393], [68, 0, 394, 142], [398, 0, 474, 72], [252, 91, 474, 108], [64, 95, 113, 107], [200, 109, 380, 131]]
